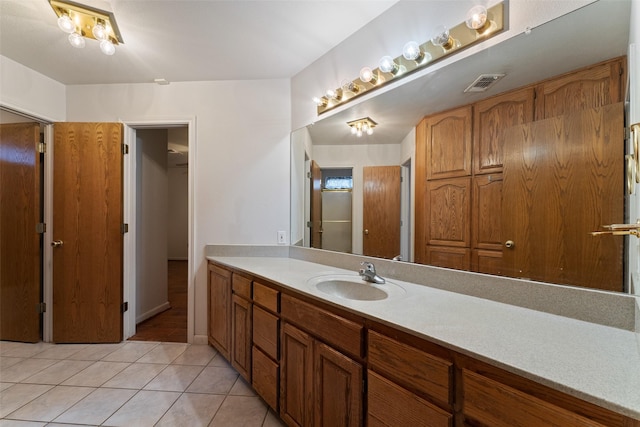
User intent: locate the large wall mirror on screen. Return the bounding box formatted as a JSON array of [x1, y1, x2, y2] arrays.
[[291, 0, 633, 293]]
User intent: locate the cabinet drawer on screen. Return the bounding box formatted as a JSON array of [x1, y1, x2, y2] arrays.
[[281, 294, 362, 358], [462, 369, 605, 427], [253, 281, 279, 312], [253, 305, 279, 360], [367, 370, 452, 427], [232, 273, 251, 299], [368, 330, 452, 406], [252, 346, 279, 412]]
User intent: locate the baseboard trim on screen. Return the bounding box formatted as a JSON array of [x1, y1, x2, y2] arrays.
[[136, 301, 171, 324], [193, 335, 208, 345]]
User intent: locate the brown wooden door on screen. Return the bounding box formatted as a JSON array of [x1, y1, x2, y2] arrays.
[[363, 166, 401, 259], [310, 160, 322, 249], [52, 122, 123, 343], [0, 123, 42, 343], [502, 103, 624, 291], [314, 340, 362, 427]]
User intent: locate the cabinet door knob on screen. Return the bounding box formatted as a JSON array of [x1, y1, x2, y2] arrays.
[[504, 240, 515, 248], [51, 240, 63, 248]]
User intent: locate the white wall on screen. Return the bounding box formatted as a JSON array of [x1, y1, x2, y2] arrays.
[[0, 55, 66, 122], [168, 166, 189, 259], [65, 79, 291, 339], [313, 143, 401, 254], [136, 129, 169, 322]]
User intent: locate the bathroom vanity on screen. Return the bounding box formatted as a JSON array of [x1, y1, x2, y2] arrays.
[[206, 247, 640, 426]]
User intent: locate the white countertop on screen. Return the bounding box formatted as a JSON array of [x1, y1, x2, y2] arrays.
[[207, 255, 640, 420]]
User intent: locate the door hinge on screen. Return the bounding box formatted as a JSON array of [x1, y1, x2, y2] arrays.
[[36, 223, 46, 233], [307, 172, 311, 178], [121, 302, 129, 313], [121, 223, 129, 234], [38, 302, 46, 314], [37, 142, 46, 154], [122, 144, 129, 155], [307, 221, 312, 228]]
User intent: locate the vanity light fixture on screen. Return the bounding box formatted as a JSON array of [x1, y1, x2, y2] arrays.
[[49, 0, 123, 54], [314, 2, 504, 115], [347, 117, 377, 137], [325, 89, 342, 101]]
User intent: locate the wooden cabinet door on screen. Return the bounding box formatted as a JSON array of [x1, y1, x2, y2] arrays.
[[472, 249, 503, 276], [314, 341, 363, 427], [232, 294, 252, 381], [426, 177, 471, 247], [0, 123, 41, 343], [368, 371, 452, 427], [473, 87, 534, 175], [280, 322, 314, 427], [535, 57, 624, 120], [208, 263, 231, 359], [472, 174, 503, 251], [425, 106, 472, 180], [363, 166, 401, 259], [502, 103, 623, 291]]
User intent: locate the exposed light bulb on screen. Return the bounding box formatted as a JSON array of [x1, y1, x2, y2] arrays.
[[465, 5, 488, 30], [100, 39, 115, 55], [341, 80, 360, 94], [57, 14, 75, 33], [356, 129, 363, 137], [68, 31, 85, 48], [351, 127, 357, 135], [431, 25, 457, 50], [379, 56, 398, 74], [402, 41, 423, 62], [367, 128, 373, 136], [92, 22, 108, 41], [312, 96, 327, 107], [359, 67, 377, 84]]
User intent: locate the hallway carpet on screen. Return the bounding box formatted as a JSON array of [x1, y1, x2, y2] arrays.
[[129, 261, 188, 343]]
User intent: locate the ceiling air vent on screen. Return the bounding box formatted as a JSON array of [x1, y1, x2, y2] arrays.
[[464, 73, 505, 93]]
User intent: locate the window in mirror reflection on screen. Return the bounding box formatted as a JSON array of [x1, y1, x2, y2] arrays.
[[324, 176, 353, 190]]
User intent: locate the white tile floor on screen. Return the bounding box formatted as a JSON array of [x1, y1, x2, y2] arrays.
[[0, 341, 286, 427]]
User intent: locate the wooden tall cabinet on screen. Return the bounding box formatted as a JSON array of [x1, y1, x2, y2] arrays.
[[416, 57, 625, 290]]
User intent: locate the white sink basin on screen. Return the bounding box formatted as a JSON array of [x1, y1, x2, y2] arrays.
[[306, 274, 405, 301]]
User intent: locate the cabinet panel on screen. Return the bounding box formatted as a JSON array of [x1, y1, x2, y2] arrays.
[[471, 249, 503, 276], [280, 323, 313, 427], [367, 330, 451, 406], [367, 370, 452, 427], [473, 87, 534, 174], [426, 177, 471, 247], [252, 346, 279, 412], [426, 246, 470, 271], [231, 294, 252, 381], [281, 294, 362, 359], [208, 263, 231, 360], [535, 58, 624, 120], [253, 305, 279, 360], [472, 174, 503, 251], [462, 369, 606, 427], [425, 106, 472, 180], [254, 281, 279, 313], [314, 341, 363, 427]]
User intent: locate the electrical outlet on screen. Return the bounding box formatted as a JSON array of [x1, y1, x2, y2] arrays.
[[277, 231, 287, 245]]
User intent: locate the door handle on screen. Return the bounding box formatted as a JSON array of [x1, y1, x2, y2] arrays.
[[504, 240, 515, 248], [51, 240, 63, 248], [364, 229, 369, 235]]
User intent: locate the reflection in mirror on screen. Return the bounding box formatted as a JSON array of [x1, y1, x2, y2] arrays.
[[291, 0, 633, 293]]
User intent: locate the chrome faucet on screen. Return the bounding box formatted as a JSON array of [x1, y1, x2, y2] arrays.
[[359, 262, 385, 284]]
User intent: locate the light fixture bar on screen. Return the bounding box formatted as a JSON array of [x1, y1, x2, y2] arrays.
[[317, 1, 504, 115], [49, 0, 124, 44]]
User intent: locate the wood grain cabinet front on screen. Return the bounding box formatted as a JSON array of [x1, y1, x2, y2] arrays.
[[207, 263, 231, 360]]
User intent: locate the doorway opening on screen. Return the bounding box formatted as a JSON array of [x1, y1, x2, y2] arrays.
[[126, 126, 190, 343]]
